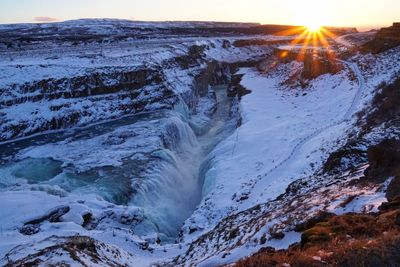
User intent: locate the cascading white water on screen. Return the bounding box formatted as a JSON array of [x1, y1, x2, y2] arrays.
[[0, 85, 236, 243], [129, 113, 203, 239], [129, 86, 237, 240]]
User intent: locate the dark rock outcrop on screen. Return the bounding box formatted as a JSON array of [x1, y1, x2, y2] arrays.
[[0, 68, 162, 107], [295, 211, 335, 232], [274, 46, 342, 79], [20, 206, 70, 235], [175, 45, 206, 69], [24, 206, 70, 225], [3, 236, 131, 266], [301, 53, 342, 79], [362, 22, 400, 53], [233, 39, 293, 48], [323, 77, 400, 180], [364, 139, 400, 182], [227, 74, 251, 98], [236, 197, 400, 267], [362, 139, 400, 201], [323, 143, 367, 174]]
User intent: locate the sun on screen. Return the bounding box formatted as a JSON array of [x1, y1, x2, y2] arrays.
[[306, 22, 322, 33]]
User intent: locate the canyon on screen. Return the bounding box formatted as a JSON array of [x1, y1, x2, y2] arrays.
[[0, 20, 399, 266]]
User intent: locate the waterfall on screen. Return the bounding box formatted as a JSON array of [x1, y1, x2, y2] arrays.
[[127, 85, 237, 241], [0, 82, 237, 244], [129, 111, 203, 240]]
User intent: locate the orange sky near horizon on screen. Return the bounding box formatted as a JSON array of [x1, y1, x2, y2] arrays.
[[0, 0, 398, 30]]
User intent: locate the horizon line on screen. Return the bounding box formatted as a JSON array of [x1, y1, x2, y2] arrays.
[[0, 17, 389, 31]]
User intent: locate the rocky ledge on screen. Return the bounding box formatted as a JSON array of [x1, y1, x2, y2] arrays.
[[363, 23, 400, 53]]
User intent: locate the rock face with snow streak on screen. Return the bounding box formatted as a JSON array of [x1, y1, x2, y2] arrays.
[[0, 19, 276, 143], [0, 52, 247, 143], [0, 68, 171, 141]]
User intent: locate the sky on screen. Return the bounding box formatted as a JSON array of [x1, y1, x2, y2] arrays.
[[0, 0, 398, 30]]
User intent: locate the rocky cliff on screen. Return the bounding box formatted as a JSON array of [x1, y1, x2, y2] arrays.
[[363, 23, 400, 53]]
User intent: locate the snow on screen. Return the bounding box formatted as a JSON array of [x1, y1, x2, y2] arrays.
[[185, 46, 400, 243], [189, 64, 359, 233], [0, 19, 260, 33], [1, 20, 400, 265], [335, 31, 377, 48], [0, 35, 279, 142], [188, 227, 301, 267], [175, 49, 400, 264], [0, 188, 187, 267], [17, 117, 166, 171], [329, 177, 394, 215], [0, 190, 85, 258], [335, 35, 357, 48]]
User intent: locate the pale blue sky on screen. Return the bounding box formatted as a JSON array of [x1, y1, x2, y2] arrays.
[[0, 0, 398, 29]]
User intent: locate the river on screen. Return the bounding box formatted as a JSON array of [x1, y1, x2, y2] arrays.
[[0, 85, 237, 242]]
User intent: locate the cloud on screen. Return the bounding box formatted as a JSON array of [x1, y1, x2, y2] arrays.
[[34, 17, 59, 22]]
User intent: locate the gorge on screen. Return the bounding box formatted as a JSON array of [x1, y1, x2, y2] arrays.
[[1, 20, 400, 266]]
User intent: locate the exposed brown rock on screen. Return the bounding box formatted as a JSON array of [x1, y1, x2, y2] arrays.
[[235, 198, 400, 267], [233, 39, 294, 48], [362, 22, 400, 53], [274, 46, 342, 79], [301, 53, 342, 79], [227, 74, 251, 98], [364, 139, 400, 182]]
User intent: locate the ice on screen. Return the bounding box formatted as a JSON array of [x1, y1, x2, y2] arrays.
[[2, 21, 400, 265], [0, 83, 235, 245]]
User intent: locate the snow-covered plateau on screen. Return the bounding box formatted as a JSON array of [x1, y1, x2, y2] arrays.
[[0, 20, 399, 266]]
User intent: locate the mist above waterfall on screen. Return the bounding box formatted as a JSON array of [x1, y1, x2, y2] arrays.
[[0, 85, 237, 241]]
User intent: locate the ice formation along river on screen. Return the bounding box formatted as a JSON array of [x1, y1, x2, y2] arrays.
[[0, 85, 237, 242]]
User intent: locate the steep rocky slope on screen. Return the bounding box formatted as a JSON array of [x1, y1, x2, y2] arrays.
[[234, 75, 400, 266], [170, 43, 400, 267], [221, 46, 400, 267], [362, 23, 400, 53]]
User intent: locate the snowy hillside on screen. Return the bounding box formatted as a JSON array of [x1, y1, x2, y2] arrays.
[[0, 20, 400, 266], [0, 18, 260, 31]]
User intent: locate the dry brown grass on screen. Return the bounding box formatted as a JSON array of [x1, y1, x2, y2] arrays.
[[236, 231, 400, 267], [235, 204, 400, 267]]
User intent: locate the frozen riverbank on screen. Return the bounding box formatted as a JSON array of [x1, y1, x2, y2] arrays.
[[0, 83, 238, 245]]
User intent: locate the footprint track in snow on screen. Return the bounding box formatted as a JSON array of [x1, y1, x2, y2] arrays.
[[237, 59, 366, 204]]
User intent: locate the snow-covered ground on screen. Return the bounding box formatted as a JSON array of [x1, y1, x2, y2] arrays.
[[0, 22, 279, 265], [335, 31, 377, 48], [0, 18, 260, 33], [0, 33, 285, 142], [1, 20, 400, 266], [185, 62, 358, 233], [175, 49, 400, 266]]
